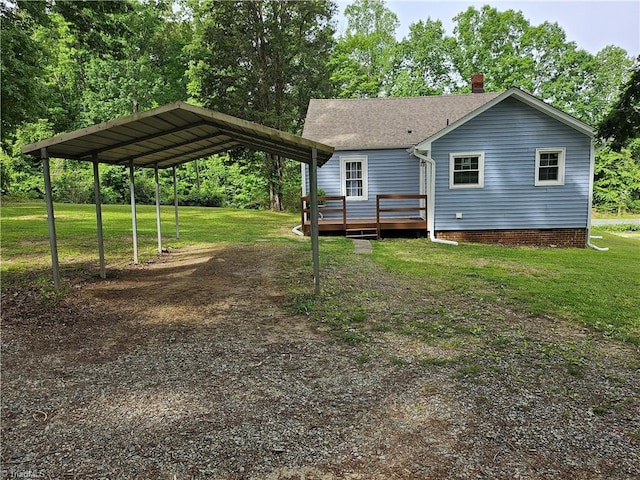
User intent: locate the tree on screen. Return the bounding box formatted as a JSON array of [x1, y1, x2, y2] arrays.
[[390, 18, 452, 96], [79, 0, 191, 124], [578, 46, 632, 126], [329, 0, 398, 98], [597, 56, 640, 150], [3, 119, 55, 199], [447, 5, 633, 127], [450, 6, 534, 92], [594, 59, 640, 214], [30, 10, 84, 133], [594, 140, 640, 214], [30, 1, 137, 133], [0, 1, 48, 147], [52, 0, 134, 58], [186, 0, 336, 210]]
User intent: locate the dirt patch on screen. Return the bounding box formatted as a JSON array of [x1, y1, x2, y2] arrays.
[[1, 243, 639, 479]]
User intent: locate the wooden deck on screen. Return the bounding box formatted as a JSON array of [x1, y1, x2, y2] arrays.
[[301, 194, 428, 238], [302, 216, 428, 236]]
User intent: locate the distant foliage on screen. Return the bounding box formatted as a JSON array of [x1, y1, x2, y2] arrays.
[[594, 139, 640, 214], [1, 0, 635, 211]]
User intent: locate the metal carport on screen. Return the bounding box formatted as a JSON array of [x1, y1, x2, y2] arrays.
[[21, 101, 334, 293]]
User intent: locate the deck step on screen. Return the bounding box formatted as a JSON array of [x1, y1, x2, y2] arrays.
[[346, 228, 378, 240]]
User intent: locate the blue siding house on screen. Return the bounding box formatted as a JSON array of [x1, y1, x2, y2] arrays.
[[302, 81, 595, 247]]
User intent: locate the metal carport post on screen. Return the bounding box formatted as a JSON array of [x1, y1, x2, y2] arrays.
[[173, 166, 180, 239], [92, 155, 106, 279], [154, 163, 162, 253], [41, 147, 61, 289], [129, 161, 139, 264]]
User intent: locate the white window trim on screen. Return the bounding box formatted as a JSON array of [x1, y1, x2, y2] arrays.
[[340, 155, 368, 201], [535, 147, 566, 186], [449, 152, 485, 189]]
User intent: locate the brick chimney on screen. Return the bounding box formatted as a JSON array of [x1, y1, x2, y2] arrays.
[[471, 74, 484, 93]]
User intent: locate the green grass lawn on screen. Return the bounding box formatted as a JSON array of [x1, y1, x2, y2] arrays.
[[2, 201, 638, 344], [370, 230, 639, 344], [0, 201, 300, 272]]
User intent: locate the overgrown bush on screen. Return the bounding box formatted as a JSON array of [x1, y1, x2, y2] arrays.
[[183, 189, 224, 207], [52, 163, 93, 203], [1, 151, 14, 195]]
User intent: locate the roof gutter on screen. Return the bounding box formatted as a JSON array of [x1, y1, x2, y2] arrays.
[[411, 148, 458, 246]]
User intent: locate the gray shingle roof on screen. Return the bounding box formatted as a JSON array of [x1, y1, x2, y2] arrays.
[[302, 92, 501, 149]]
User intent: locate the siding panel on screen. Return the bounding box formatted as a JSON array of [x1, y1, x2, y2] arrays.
[[432, 97, 591, 231]]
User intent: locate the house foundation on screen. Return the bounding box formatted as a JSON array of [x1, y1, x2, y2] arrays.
[[435, 228, 588, 247]]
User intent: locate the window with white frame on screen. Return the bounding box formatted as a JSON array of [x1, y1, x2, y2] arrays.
[[449, 152, 484, 189], [535, 148, 565, 186], [340, 155, 368, 200]]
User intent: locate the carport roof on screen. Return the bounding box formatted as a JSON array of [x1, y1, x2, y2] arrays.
[[21, 101, 334, 167]]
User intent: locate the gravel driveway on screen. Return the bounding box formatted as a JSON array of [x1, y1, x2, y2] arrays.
[[1, 244, 638, 479]]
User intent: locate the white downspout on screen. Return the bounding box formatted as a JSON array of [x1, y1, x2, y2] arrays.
[[413, 149, 458, 246], [586, 138, 609, 251]]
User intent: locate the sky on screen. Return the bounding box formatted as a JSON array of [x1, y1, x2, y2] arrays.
[[336, 0, 640, 57]]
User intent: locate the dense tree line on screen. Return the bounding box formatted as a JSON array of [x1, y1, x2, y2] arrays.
[[2, 0, 638, 213]]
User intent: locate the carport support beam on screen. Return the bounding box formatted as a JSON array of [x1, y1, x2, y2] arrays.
[[155, 164, 162, 254], [129, 161, 139, 264], [42, 148, 61, 289], [173, 166, 179, 239], [93, 156, 106, 279], [310, 148, 320, 294]]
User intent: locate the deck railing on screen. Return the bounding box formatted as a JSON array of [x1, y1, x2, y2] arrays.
[[301, 195, 347, 230], [376, 194, 427, 238], [300, 194, 427, 238]]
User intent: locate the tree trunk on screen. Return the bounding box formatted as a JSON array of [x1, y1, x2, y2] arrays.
[[267, 153, 285, 211]]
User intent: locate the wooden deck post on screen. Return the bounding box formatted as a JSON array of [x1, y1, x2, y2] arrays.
[[376, 195, 381, 239], [342, 196, 347, 231]]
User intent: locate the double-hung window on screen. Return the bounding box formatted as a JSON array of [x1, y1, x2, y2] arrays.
[[535, 148, 565, 186], [340, 155, 368, 200], [449, 152, 484, 189]]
